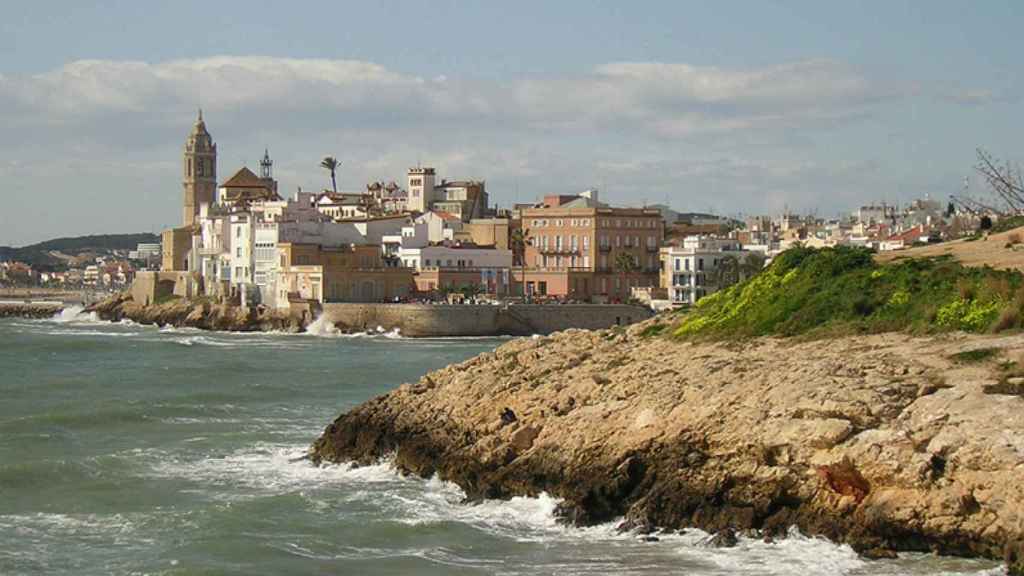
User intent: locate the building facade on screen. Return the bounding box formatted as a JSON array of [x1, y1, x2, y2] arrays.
[[519, 198, 663, 301], [275, 243, 413, 307], [661, 236, 754, 305]]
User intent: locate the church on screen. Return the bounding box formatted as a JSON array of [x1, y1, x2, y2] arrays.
[[163, 111, 280, 272]]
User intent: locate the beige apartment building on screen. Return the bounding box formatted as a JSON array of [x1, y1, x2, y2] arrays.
[[275, 243, 413, 308], [518, 195, 663, 301]]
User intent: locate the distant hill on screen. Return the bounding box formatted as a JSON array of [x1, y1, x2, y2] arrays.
[[0, 233, 160, 269]]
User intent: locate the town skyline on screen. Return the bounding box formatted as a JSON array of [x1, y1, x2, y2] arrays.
[[1, 1, 1022, 246]]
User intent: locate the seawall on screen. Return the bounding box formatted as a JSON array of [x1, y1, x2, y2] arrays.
[[320, 303, 653, 337], [0, 302, 64, 318]]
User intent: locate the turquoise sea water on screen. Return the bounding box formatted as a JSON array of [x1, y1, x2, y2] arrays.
[[0, 311, 1006, 575]]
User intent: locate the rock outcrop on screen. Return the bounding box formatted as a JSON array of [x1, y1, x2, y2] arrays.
[[312, 321, 1024, 572], [88, 293, 303, 332], [0, 302, 63, 318]]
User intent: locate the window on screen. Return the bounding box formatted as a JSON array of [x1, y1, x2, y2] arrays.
[[236, 247, 242, 257], [674, 258, 680, 271], [698, 258, 704, 271], [685, 259, 691, 271]]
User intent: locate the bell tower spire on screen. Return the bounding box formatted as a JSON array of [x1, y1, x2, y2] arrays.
[[259, 148, 273, 180], [183, 111, 217, 226]]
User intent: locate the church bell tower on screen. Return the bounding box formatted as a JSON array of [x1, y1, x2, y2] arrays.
[[183, 110, 217, 226]]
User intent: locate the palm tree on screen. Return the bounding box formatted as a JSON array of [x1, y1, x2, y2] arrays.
[[509, 228, 529, 296], [712, 254, 741, 290], [613, 251, 639, 302], [320, 156, 340, 193], [739, 252, 767, 280]]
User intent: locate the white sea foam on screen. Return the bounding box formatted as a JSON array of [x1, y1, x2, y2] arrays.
[[305, 314, 342, 337], [50, 305, 100, 323], [116, 442, 1013, 575]]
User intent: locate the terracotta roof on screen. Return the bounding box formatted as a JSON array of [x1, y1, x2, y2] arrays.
[[221, 167, 269, 189], [432, 210, 461, 222]]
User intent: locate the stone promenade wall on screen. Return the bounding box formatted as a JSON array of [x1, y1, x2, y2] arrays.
[[320, 303, 652, 337]]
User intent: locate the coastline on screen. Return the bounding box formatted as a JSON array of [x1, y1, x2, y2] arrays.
[[5, 292, 655, 338], [311, 318, 1024, 572]]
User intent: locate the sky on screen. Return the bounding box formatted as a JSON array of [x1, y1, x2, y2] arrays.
[[0, 0, 1022, 246]]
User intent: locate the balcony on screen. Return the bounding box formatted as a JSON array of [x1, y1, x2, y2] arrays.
[[598, 245, 611, 252], [645, 245, 660, 253], [198, 245, 224, 256], [537, 246, 579, 255]]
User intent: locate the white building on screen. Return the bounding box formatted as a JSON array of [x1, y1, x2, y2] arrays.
[[662, 236, 754, 306], [398, 245, 513, 272]]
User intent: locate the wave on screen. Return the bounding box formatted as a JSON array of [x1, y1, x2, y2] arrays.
[[142, 444, 1003, 575], [49, 305, 100, 324]]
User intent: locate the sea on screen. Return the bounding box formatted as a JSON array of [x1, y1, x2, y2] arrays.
[[0, 309, 1006, 575]]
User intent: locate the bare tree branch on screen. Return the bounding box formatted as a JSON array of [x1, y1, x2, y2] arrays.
[[975, 148, 1024, 213]]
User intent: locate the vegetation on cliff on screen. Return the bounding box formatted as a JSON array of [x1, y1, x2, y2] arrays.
[[675, 245, 1024, 340]]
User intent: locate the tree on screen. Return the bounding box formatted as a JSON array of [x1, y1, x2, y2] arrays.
[[739, 252, 767, 280], [613, 251, 639, 301], [320, 156, 340, 193], [975, 148, 1024, 214], [509, 228, 529, 296], [713, 254, 741, 290]]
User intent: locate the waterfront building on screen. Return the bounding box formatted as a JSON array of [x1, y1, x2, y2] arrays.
[[274, 242, 413, 308], [660, 236, 756, 306], [518, 191, 663, 301]]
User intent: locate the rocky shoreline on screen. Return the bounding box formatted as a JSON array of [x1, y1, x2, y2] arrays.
[[312, 319, 1024, 572], [86, 293, 304, 332], [0, 302, 64, 319]]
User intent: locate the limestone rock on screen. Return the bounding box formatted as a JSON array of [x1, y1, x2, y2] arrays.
[[312, 321, 1024, 567]]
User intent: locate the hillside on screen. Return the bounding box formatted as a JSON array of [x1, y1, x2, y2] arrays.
[[876, 225, 1024, 272], [672, 244, 1024, 340], [0, 233, 159, 268]]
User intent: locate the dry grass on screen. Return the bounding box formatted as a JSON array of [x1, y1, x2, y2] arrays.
[[876, 226, 1024, 272]]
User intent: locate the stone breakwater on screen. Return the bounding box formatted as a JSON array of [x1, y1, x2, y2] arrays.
[[87, 293, 304, 332], [0, 302, 64, 318], [312, 320, 1024, 572]]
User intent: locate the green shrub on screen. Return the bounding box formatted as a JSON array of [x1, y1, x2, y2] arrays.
[[674, 245, 1024, 340]]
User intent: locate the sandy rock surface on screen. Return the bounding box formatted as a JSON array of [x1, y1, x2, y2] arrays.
[[313, 320, 1024, 572]]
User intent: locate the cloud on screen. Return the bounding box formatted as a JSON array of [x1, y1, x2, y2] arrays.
[[0, 56, 881, 135], [0, 55, 997, 245]]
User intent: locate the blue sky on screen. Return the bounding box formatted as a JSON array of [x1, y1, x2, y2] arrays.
[[1, 1, 1021, 245]]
